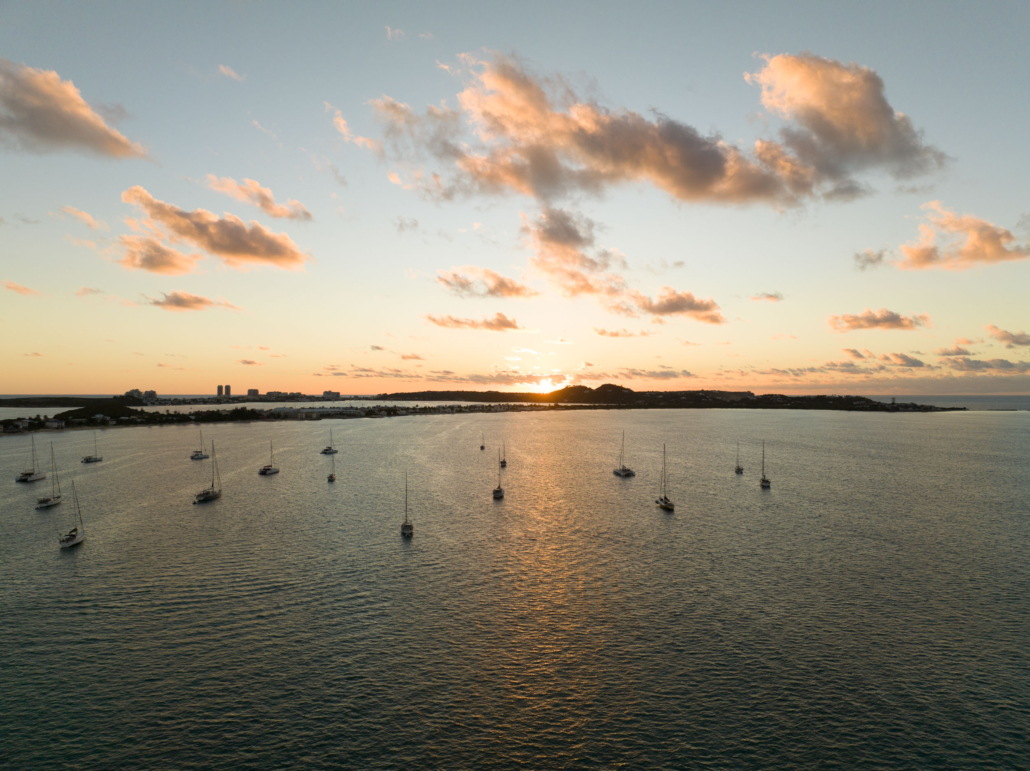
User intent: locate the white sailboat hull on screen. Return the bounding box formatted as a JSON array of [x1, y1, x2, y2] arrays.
[[16, 472, 46, 482], [36, 496, 63, 509], [59, 532, 85, 548], [194, 489, 222, 503], [81, 456, 103, 463]]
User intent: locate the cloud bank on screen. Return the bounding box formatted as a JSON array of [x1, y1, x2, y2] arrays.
[[147, 290, 241, 312], [424, 312, 523, 331], [827, 307, 929, 332], [205, 176, 313, 221]]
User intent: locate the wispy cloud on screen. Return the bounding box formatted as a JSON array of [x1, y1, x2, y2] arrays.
[[238, 359, 262, 365], [853, 248, 891, 270], [425, 312, 523, 331], [60, 205, 108, 230], [75, 287, 104, 296], [945, 357, 1030, 373], [395, 215, 418, 233], [750, 291, 784, 302], [594, 328, 651, 338], [205, 175, 313, 221], [146, 290, 241, 312], [119, 235, 198, 275], [3, 279, 39, 295], [985, 324, 1030, 348], [385, 26, 405, 41], [0, 58, 147, 158], [219, 65, 245, 82], [400, 353, 424, 360], [437, 265, 538, 298], [828, 308, 929, 332]]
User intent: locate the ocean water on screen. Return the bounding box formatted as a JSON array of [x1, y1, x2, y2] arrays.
[[2, 409, 1028, 769]]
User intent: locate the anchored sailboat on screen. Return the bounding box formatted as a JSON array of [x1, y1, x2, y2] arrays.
[[760, 441, 771, 489], [493, 449, 504, 499], [81, 431, 103, 464], [16, 435, 46, 482], [194, 441, 222, 503], [36, 443, 63, 509], [613, 430, 635, 477], [401, 472, 413, 537], [735, 441, 744, 475], [320, 428, 338, 455], [191, 429, 209, 460], [328, 452, 336, 483], [500, 441, 507, 468], [655, 443, 674, 512], [258, 441, 279, 475], [58, 481, 86, 548]]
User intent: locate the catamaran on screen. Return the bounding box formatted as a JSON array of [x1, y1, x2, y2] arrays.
[[493, 450, 505, 499], [760, 441, 771, 489], [36, 443, 63, 509], [81, 431, 103, 464], [258, 441, 279, 475], [500, 441, 507, 468], [613, 431, 635, 477], [59, 481, 86, 548], [16, 435, 46, 482], [320, 428, 338, 455], [194, 441, 222, 503], [655, 443, 674, 512], [191, 429, 209, 460], [328, 452, 336, 483], [401, 472, 413, 537]]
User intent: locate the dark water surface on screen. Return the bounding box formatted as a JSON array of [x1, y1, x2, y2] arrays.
[[2, 410, 1028, 769]]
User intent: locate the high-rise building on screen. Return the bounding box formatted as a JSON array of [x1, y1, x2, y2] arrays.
[[247, 389, 259, 397], [217, 385, 223, 397], [225, 385, 232, 397]]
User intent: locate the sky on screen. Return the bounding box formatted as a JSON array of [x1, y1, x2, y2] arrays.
[[2, 1, 1029, 396]]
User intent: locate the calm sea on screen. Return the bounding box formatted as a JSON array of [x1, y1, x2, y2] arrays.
[[2, 409, 1028, 769]]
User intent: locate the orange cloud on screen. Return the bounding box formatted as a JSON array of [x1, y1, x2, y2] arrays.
[[746, 53, 945, 196], [239, 359, 262, 366], [119, 235, 198, 275], [400, 353, 424, 360], [897, 202, 1030, 269], [0, 58, 146, 157], [61, 205, 107, 230], [521, 208, 627, 297], [205, 175, 312, 221], [147, 291, 241, 312], [985, 324, 1030, 348], [424, 312, 522, 331], [629, 288, 726, 324], [880, 352, 926, 368], [3, 279, 39, 295], [324, 102, 378, 150], [76, 287, 104, 296], [121, 186, 309, 270], [368, 51, 941, 207], [828, 308, 929, 332], [594, 328, 651, 338], [945, 357, 1030, 373], [437, 265, 538, 298]]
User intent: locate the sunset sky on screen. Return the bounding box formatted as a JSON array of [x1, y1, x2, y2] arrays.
[[2, 1, 1029, 396]]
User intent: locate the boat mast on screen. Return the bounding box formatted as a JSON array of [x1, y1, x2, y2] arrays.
[[72, 481, 83, 531], [762, 441, 766, 477], [50, 443, 58, 496], [661, 443, 667, 497], [620, 430, 625, 469], [404, 472, 409, 524], [211, 441, 217, 490]]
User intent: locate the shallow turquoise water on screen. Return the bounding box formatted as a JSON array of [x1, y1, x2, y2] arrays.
[[2, 409, 1028, 769]]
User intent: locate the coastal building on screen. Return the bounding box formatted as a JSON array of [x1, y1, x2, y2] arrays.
[[44, 419, 65, 429], [143, 390, 157, 400], [225, 385, 232, 397], [217, 385, 223, 397], [247, 389, 259, 397], [323, 390, 341, 399], [125, 388, 143, 399]]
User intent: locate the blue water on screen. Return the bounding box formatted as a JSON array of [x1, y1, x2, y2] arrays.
[[2, 409, 1028, 769]]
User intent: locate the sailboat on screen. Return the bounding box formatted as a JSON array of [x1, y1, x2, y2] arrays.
[[191, 429, 209, 460], [58, 481, 86, 548], [16, 435, 46, 482], [320, 428, 338, 455], [760, 441, 771, 489], [655, 443, 674, 512], [480, 432, 485, 451], [81, 431, 103, 463], [613, 430, 635, 477], [401, 472, 413, 537], [500, 441, 507, 468], [36, 443, 63, 509], [194, 441, 222, 503], [735, 441, 744, 475], [328, 452, 336, 483], [493, 450, 505, 499], [258, 441, 279, 475]]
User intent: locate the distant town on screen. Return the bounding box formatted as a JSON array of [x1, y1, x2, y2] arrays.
[[0, 383, 964, 434]]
